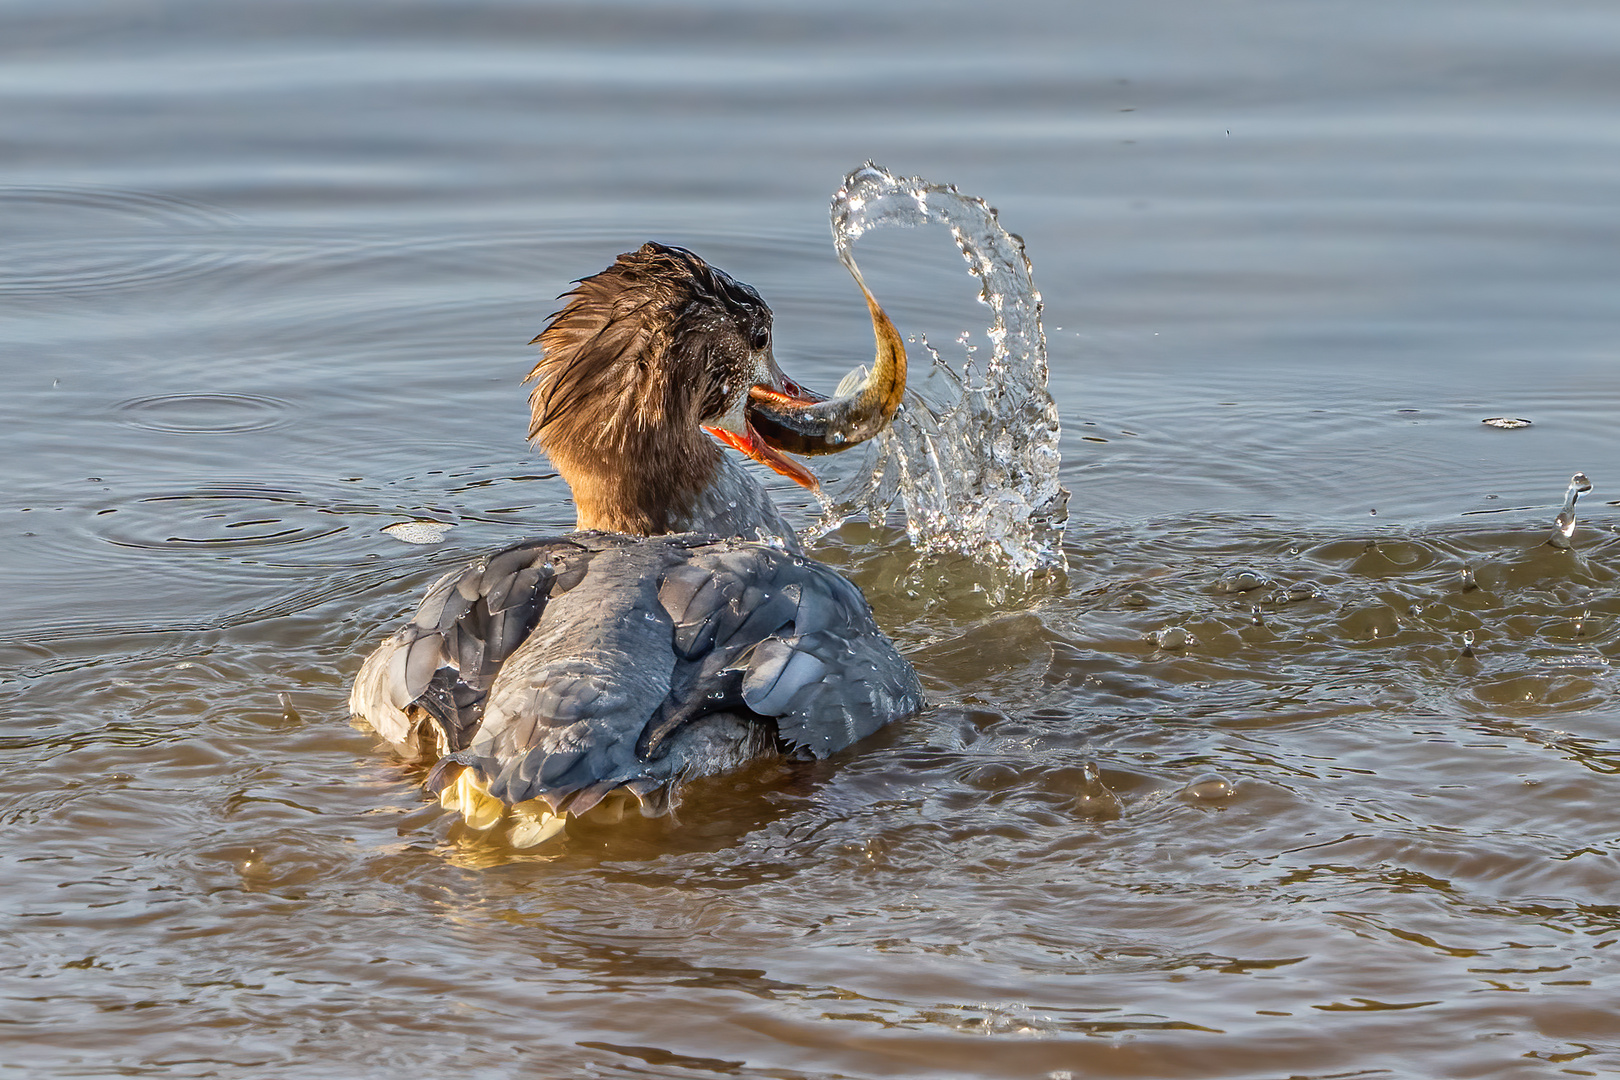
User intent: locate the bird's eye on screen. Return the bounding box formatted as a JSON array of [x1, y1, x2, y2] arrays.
[[748, 325, 770, 351]]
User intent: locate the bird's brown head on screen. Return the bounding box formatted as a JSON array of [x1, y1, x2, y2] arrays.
[[526, 242, 802, 534]]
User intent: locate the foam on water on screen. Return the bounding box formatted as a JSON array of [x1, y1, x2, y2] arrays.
[[819, 163, 1069, 576]]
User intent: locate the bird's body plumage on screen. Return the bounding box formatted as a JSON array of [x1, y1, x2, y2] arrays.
[[350, 243, 920, 844]]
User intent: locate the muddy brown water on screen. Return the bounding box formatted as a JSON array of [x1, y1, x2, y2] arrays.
[[4, 2, 1620, 1077]]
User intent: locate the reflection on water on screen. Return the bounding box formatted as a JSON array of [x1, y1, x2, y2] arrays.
[[4, 0, 1620, 1077]]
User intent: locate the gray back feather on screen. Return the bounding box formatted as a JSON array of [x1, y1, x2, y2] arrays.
[[358, 532, 921, 812]]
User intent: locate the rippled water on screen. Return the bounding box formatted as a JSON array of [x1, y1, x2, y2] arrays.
[[5, 2, 1620, 1078]]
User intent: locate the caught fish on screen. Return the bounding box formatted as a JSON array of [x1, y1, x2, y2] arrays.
[[707, 264, 908, 485]]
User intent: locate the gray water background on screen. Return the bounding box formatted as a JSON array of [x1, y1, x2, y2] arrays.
[[4, 2, 1620, 1077]]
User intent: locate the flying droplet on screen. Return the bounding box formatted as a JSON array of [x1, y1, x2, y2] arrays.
[[1547, 472, 1592, 550]]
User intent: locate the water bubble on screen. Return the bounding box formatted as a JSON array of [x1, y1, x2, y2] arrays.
[[1459, 565, 1478, 591], [1460, 629, 1476, 658], [1151, 626, 1195, 649], [1268, 582, 1319, 605], [1180, 774, 1236, 804], [1215, 570, 1269, 594]]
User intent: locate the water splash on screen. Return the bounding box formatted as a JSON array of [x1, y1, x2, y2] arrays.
[[1072, 761, 1123, 820], [1546, 472, 1592, 550], [819, 163, 1069, 576]]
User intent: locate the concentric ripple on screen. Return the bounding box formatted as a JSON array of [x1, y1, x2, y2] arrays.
[[0, 185, 235, 299], [113, 393, 293, 436], [95, 485, 349, 553]]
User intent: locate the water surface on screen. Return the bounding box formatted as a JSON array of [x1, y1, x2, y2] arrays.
[[4, 2, 1620, 1077]]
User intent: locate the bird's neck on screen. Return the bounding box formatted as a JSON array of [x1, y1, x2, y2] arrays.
[[547, 424, 721, 536], [547, 434, 800, 552]]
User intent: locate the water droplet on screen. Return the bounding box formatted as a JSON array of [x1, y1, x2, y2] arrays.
[[1459, 565, 1478, 591], [1461, 629, 1476, 658], [1547, 472, 1592, 549], [1073, 761, 1122, 820]]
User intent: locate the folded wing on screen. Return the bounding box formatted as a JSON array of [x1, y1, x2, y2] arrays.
[[354, 533, 922, 816]]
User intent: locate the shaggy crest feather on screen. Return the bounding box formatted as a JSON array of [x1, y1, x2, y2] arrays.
[[525, 243, 773, 534]]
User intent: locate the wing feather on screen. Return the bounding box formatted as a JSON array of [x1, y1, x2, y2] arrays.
[[362, 533, 921, 818], [348, 538, 570, 757]]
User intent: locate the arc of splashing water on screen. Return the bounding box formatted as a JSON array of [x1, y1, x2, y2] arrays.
[[821, 162, 1069, 576]]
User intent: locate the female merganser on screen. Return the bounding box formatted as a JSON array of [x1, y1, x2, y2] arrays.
[[350, 242, 922, 846]]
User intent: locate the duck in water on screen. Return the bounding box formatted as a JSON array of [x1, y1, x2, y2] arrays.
[[349, 242, 922, 846]]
